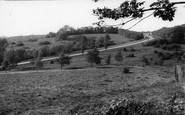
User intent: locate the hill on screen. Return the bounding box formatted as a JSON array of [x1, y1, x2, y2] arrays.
[[152, 24, 185, 42]]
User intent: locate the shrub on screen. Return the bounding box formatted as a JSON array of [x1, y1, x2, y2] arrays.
[[123, 48, 127, 52], [127, 53, 135, 57], [39, 46, 50, 57], [158, 58, 164, 66], [141, 56, 149, 65], [28, 39, 37, 42], [154, 50, 158, 53], [123, 67, 129, 74], [49, 44, 64, 56], [105, 54, 111, 65], [130, 48, 136, 52], [39, 41, 51, 45], [115, 50, 123, 65], [16, 42, 24, 47], [98, 94, 184, 115]]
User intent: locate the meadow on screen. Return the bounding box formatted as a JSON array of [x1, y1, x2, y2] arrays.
[[0, 42, 184, 114]]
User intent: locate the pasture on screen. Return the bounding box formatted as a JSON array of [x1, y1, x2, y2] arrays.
[[0, 66, 183, 115]]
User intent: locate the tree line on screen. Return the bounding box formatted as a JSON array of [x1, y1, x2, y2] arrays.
[[118, 29, 144, 40]]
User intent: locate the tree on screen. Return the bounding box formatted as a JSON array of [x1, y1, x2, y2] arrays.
[[5, 49, 20, 67], [105, 54, 111, 65], [104, 33, 111, 50], [115, 50, 123, 65], [0, 39, 8, 65], [93, 0, 185, 27], [2, 58, 10, 73], [141, 56, 149, 65], [81, 36, 87, 54], [63, 43, 73, 55], [86, 47, 101, 68], [56, 25, 75, 41], [35, 52, 43, 71], [58, 52, 71, 69]]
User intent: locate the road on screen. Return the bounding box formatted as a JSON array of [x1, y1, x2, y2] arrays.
[[17, 33, 155, 66]]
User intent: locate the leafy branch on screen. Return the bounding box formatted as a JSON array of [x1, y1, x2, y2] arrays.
[[92, 0, 185, 28]]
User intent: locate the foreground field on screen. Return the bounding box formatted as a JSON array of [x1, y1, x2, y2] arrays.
[[0, 66, 184, 115]]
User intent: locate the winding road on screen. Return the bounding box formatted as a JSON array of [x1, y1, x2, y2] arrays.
[[18, 33, 155, 65], [0, 33, 155, 74]]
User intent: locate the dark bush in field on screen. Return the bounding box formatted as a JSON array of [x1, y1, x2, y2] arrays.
[[160, 44, 181, 51], [27, 39, 37, 42], [141, 56, 149, 65], [123, 67, 129, 73], [39, 41, 51, 45], [16, 42, 24, 47], [127, 53, 135, 57]]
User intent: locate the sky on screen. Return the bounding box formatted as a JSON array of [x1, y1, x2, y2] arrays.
[[0, 0, 185, 37]]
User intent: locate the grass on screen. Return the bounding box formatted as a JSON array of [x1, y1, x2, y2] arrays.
[[1, 42, 185, 114], [0, 66, 183, 115]]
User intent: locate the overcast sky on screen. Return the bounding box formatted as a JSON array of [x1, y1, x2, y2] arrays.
[[0, 0, 184, 37]]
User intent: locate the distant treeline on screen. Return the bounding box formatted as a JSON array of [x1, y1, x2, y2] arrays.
[[46, 25, 144, 41], [118, 29, 144, 40], [152, 24, 185, 44], [144, 24, 185, 51], [46, 26, 118, 39]]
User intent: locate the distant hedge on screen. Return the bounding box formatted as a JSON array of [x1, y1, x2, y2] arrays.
[[39, 41, 51, 45]]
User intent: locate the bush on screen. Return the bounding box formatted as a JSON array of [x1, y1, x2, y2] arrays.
[[130, 48, 136, 52], [39, 41, 51, 45], [141, 56, 149, 65], [123, 48, 127, 52], [98, 94, 184, 115], [127, 53, 135, 57], [158, 58, 164, 66], [154, 50, 158, 53], [160, 44, 181, 51], [28, 39, 37, 42], [49, 44, 64, 56], [123, 67, 129, 74], [16, 42, 24, 47]]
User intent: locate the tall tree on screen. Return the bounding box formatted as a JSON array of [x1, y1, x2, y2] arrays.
[[105, 54, 111, 65], [2, 56, 10, 73], [115, 50, 123, 65], [86, 47, 101, 68], [58, 52, 71, 69], [35, 52, 43, 71], [81, 36, 87, 54], [104, 33, 111, 50], [0, 39, 8, 65]]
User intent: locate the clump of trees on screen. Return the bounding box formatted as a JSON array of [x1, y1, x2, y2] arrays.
[[55, 25, 118, 41], [118, 29, 144, 40], [46, 32, 56, 38], [86, 47, 102, 68]]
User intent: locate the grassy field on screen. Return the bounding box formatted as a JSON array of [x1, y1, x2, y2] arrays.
[[0, 66, 184, 115], [1, 42, 185, 114]]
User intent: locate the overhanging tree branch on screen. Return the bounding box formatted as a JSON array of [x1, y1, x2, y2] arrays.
[[92, 0, 185, 27]]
